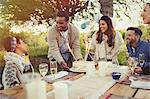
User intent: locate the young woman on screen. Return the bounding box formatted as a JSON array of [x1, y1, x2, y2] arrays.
[[91, 16, 124, 64], [141, 3, 150, 24], [2, 37, 33, 89]]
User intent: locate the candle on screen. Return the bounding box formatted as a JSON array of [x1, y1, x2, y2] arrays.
[[25, 80, 46, 99], [53, 82, 69, 99], [86, 65, 95, 77], [98, 61, 108, 77]]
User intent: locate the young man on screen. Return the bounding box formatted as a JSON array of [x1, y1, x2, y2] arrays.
[[141, 3, 150, 24], [126, 27, 150, 75], [2, 37, 32, 89], [47, 11, 82, 71]]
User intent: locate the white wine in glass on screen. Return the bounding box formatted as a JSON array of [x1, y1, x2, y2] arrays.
[[39, 63, 48, 77], [50, 61, 57, 75], [50, 61, 57, 76]]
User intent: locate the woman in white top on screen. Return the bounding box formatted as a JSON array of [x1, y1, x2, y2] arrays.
[[91, 16, 124, 64]]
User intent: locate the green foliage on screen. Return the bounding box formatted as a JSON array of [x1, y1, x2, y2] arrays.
[[139, 25, 150, 41], [118, 50, 128, 65], [0, 51, 5, 67], [0, 0, 88, 21], [28, 45, 48, 58], [0, 0, 56, 21], [117, 29, 126, 39]]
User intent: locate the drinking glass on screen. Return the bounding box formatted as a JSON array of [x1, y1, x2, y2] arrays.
[[133, 57, 138, 67], [127, 57, 134, 67], [21, 73, 41, 84], [127, 57, 136, 74], [50, 61, 57, 76], [139, 53, 145, 66], [39, 63, 48, 77]]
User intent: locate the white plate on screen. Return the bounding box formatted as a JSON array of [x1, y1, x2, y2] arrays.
[[70, 66, 86, 73], [70, 61, 95, 73]]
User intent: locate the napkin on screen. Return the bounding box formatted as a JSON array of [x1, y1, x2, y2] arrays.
[[45, 71, 69, 82], [130, 80, 150, 89], [129, 76, 150, 89]]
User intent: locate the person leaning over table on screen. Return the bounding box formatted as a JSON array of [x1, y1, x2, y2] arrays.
[[126, 27, 150, 75], [47, 11, 82, 71], [2, 36, 33, 89], [91, 16, 124, 64], [141, 2, 150, 25]]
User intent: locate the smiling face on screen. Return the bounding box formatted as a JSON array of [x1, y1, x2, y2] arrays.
[[126, 30, 138, 45], [99, 20, 108, 33], [141, 3, 150, 24], [56, 16, 68, 32], [16, 39, 28, 54]]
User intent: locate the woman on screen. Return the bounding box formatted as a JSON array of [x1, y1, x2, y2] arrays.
[[91, 16, 124, 64], [141, 3, 150, 24], [2, 36, 33, 89]]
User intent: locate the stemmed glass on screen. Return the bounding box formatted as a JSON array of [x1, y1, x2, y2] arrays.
[[39, 63, 48, 77], [50, 61, 57, 77], [127, 57, 138, 74], [139, 53, 145, 66]]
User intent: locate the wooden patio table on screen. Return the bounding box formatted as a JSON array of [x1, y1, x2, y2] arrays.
[[0, 72, 150, 99]]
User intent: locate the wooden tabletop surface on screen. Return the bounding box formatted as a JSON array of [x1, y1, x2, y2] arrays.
[[0, 72, 150, 99]]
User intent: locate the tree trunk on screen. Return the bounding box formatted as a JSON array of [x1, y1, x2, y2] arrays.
[[99, 0, 113, 17]]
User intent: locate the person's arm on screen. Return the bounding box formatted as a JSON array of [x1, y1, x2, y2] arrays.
[[3, 63, 21, 89], [47, 27, 64, 64], [142, 62, 150, 75], [142, 42, 150, 75]]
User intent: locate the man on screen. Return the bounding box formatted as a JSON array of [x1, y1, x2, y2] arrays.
[[141, 3, 150, 24], [126, 27, 150, 75], [47, 11, 82, 71], [2, 37, 33, 89]]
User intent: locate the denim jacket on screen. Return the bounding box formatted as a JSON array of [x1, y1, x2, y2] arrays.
[[126, 40, 150, 75]]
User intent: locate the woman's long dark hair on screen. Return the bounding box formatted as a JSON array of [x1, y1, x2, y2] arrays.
[[96, 16, 115, 47]]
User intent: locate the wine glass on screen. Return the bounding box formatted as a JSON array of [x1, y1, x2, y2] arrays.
[[127, 57, 136, 74], [50, 61, 57, 77], [133, 57, 138, 67], [39, 63, 48, 77], [139, 53, 145, 66], [128, 57, 134, 67]]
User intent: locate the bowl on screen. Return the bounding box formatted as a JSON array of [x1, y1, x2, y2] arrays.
[[111, 72, 121, 80]]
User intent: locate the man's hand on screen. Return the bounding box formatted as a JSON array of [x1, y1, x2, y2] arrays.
[[60, 61, 70, 70], [134, 67, 143, 74]]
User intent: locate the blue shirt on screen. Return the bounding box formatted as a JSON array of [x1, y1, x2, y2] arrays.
[[126, 40, 150, 75]]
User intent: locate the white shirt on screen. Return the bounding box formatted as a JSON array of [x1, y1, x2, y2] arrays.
[[60, 30, 69, 42]]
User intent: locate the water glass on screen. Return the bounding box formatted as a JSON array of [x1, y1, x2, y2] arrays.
[[133, 57, 138, 67], [39, 63, 48, 77], [21, 73, 41, 84], [50, 61, 57, 76]]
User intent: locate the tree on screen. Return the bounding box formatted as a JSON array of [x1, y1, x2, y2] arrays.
[[0, 0, 89, 21], [0, 0, 147, 22], [99, 0, 113, 17]]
